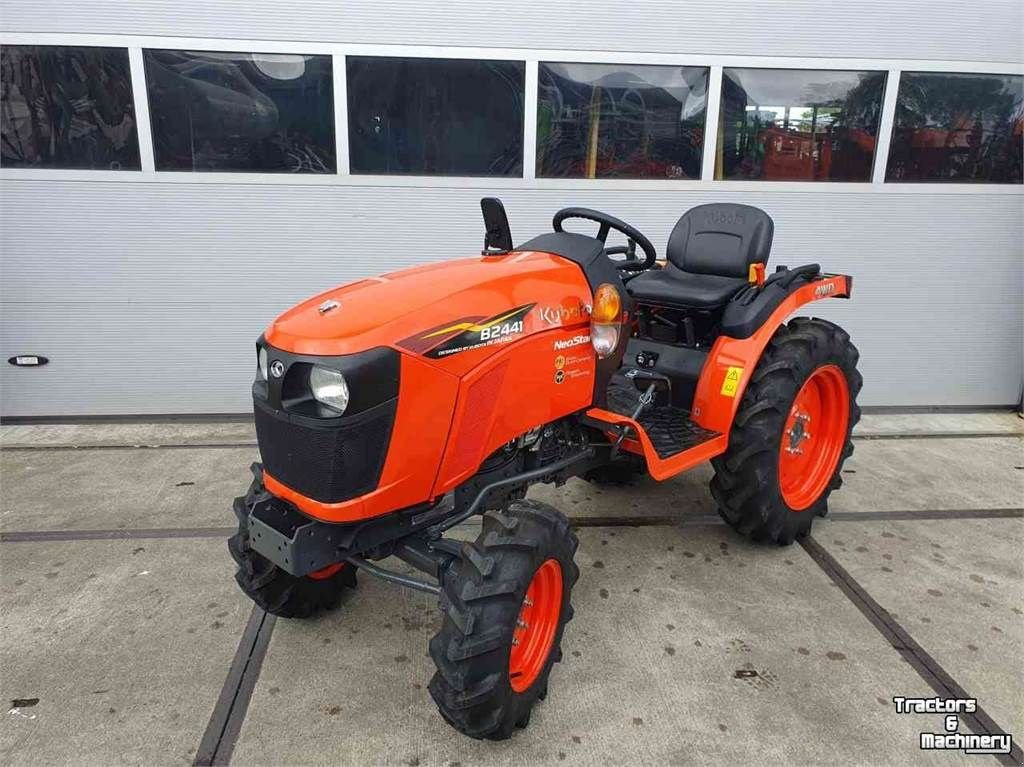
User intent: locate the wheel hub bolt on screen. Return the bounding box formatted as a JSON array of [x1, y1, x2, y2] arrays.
[[786, 411, 813, 454]]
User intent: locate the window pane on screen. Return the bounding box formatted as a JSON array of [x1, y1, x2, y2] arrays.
[[718, 69, 886, 181], [144, 50, 335, 173], [347, 57, 524, 176], [1, 45, 140, 170], [886, 72, 1023, 183], [537, 63, 708, 179]]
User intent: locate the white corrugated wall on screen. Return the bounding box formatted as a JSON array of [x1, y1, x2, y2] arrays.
[[1, 1, 1022, 416], [0, 0, 1021, 63]]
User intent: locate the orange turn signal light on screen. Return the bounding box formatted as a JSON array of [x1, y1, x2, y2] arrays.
[[591, 283, 621, 324], [748, 262, 766, 287]]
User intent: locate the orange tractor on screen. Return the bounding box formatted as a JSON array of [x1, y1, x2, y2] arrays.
[[230, 200, 861, 739]]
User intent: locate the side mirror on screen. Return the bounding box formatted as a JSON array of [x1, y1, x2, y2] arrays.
[[480, 197, 513, 254]]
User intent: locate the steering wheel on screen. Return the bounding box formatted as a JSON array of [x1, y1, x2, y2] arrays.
[[553, 207, 657, 271]]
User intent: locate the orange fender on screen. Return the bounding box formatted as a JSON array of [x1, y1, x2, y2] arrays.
[[691, 274, 852, 435]]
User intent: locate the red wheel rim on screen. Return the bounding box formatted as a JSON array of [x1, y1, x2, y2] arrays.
[[778, 364, 850, 511], [508, 558, 563, 693], [307, 562, 345, 580]]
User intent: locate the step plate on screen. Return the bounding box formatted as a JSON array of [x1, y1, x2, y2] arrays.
[[606, 380, 721, 459]]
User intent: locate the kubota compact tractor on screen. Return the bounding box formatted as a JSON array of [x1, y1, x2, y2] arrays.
[[230, 200, 861, 739]]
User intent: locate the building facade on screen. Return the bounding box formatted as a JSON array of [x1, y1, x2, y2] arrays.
[[1, 0, 1022, 417]]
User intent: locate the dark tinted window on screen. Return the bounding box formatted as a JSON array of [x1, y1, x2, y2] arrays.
[[718, 68, 886, 181], [347, 57, 524, 176], [537, 63, 708, 179], [886, 72, 1023, 183], [144, 50, 335, 173], [1, 45, 140, 170]]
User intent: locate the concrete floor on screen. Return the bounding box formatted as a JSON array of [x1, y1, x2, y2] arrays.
[[1, 413, 1021, 766]]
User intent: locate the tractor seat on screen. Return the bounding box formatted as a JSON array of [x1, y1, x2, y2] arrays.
[[628, 203, 774, 310]]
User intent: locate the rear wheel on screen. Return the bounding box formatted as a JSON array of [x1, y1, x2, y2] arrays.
[[711, 317, 861, 544], [229, 467, 356, 618], [428, 500, 579, 740]]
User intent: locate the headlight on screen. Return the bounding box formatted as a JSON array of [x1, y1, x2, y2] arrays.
[[310, 366, 349, 414], [591, 323, 620, 358], [590, 282, 623, 359], [258, 347, 268, 381]]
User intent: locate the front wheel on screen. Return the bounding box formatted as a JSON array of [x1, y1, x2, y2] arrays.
[[711, 317, 862, 544], [428, 500, 579, 740], [229, 466, 357, 618]]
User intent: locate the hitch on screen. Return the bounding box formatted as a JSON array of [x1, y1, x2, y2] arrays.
[[345, 555, 441, 596], [246, 449, 594, 595]]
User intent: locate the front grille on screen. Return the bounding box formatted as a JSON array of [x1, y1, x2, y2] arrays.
[[254, 399, 397, 503]]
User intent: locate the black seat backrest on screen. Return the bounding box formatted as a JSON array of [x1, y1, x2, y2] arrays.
[[666, 203, 774, 278]]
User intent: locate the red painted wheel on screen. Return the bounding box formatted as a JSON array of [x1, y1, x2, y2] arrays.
[[508, 558, 563, 693], [307, 562, 345, 581], [778, 364, 850, 511]]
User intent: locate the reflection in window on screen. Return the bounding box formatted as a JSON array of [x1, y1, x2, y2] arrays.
[[886, 72, 1023, 183], [144, 50, 335, 173], [537, 63, 708, 179], [0, 45, 140, 170], [718, 69, 886, 181], [347, 57, 524, 176]]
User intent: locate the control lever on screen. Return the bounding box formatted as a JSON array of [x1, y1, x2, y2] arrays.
[[625, 368, 672, 402], [611, 370, 672, 457], [631, 383, 657, 420]]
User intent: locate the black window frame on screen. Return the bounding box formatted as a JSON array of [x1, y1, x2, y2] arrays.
[[345, 55, 526, 178], [884, 70, 1023, 185], [715, 66, 888, 183], [142, 48, 337, 174], [535, 60, 710, 180], [0, 44, 142, 171]]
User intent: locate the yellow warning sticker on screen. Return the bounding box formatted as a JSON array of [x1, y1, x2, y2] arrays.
[[720, 366, 743, 397]]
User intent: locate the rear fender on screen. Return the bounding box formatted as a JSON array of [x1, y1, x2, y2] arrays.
[[691, 274, 852, 435]]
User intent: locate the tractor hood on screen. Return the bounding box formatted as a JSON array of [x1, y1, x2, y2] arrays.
[[264, 251, 593, 357]]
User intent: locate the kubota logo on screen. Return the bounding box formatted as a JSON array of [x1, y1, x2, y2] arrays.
[[815, 283, 836, 297], [539, 303, 591, 326], [706, 210, 745, 226]]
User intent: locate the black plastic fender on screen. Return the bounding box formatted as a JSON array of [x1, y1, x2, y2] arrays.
[[720, 265, 850, 339]]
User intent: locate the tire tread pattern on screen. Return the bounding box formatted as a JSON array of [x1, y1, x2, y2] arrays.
[[711, 317, 862, 544], [228, 466, 356, 618], [428, 499, 579, 740]]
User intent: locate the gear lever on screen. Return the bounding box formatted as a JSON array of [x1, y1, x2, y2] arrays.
[[611, 369, 672, 456]]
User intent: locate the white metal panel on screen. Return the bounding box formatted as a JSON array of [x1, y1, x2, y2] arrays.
[[1, 0, 1021, 64], [2, 5, 1022, 416], [1, 180, 1021, 415]]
